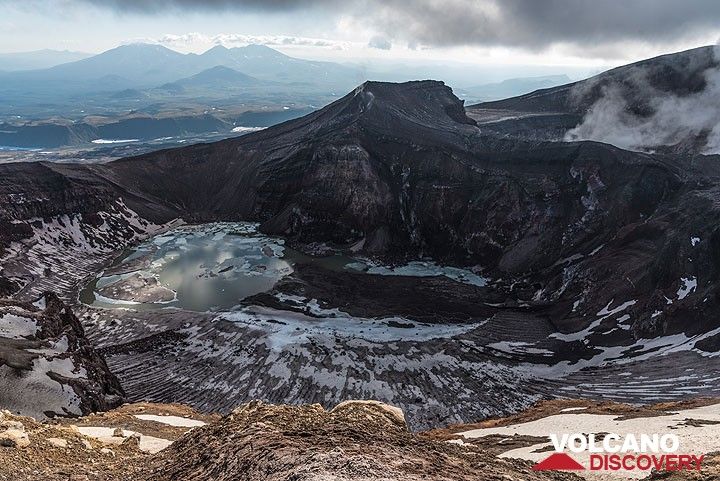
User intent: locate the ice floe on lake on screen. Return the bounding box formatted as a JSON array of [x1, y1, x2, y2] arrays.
[[84, 222, 489, 311], [84, 222, 291, 311], [356, 260, 488, 287], [219, 301, 485, 348]]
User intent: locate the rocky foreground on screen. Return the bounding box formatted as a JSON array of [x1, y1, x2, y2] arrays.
[[0, 402, 214, 481], [0, 400, 580, 481], [433, 398, 720, 481], [3, 398, 720, 481]]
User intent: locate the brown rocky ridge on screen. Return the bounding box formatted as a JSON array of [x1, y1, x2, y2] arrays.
[[0, 399, 582, 481]]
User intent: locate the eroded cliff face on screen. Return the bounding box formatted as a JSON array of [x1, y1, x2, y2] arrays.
[[0, 193, 178, 302], [99, 79, 720, 341], [0, 78, 719, 396], [99, 80, 683, 272], [0, 293, 124, 418]]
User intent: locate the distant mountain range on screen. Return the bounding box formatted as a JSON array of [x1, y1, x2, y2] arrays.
[[0, 43, 580, 101], [158, 65, 264, 93], [0, 43, 364, 94], [0, 44, 587, 150]]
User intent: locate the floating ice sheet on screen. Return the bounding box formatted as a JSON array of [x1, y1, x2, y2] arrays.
[[361, 260, 488, 287]]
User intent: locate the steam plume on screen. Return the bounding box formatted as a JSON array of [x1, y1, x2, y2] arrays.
[[565, 44, 720, 154]]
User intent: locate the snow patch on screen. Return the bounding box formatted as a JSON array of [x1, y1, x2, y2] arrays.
[[0, 313, 38, 339], [559, 406, 588, 412], [231, 126, 265, 133], [677, 277, 697, 300], [77, 427, 172, 453], [91, 139, 139, 144], [551, 299, 636, 342], [219, 302, 484, 349], [458, 403, 720, 480], [133, 414, 206, 428]]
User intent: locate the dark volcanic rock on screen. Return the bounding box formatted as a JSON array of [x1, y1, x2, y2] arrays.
[[0, 277, 19, 297], [244, 263, 504, 323], [101, 80, 684, 276], [0, 161, 176, 224], [1, 73, 720, 364], [0, 293, 124, 418], [0, 161, 179, 301]]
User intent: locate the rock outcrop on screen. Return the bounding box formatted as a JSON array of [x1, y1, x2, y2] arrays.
[[0, 293, 124, 418], [93, 77, 720, 344], [3, 399, 720, 481], [146, 400, 579, 481]]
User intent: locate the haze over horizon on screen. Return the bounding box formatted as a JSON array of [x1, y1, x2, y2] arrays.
[[1, 0, 719, 78]]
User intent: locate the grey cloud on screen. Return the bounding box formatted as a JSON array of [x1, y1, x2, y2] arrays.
[[74, 0, 334, 13], [60, 0, 720, 50], [154, 32, 344, 48], [366, 0, 720, 50]]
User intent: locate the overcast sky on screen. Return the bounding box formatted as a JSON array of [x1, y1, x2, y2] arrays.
[[1, 0, 719, 71]]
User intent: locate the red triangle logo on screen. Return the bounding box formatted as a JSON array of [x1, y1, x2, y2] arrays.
[[533, 453, 586, 470]]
